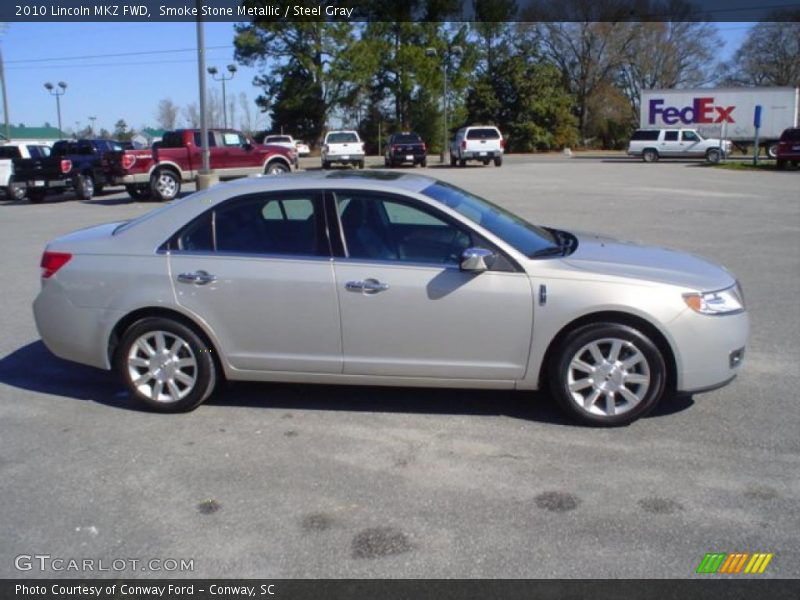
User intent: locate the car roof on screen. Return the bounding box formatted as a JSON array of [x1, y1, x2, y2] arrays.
[[215, 170, 436, 195]]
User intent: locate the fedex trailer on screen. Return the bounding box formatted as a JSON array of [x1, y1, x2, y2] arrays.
[[641, 87, 799, 158]]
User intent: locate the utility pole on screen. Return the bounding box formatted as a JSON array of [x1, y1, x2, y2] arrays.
[[195, 1, 216, 190], [44, 81, 67, 138], [0, 46, 9, 142]]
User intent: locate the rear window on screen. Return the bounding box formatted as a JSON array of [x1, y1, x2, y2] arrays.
[[466, 128, 501, 140], [392, 133, 422, 144], [326, 132, 359, 143], [780, 128, 800, 141], [631, 130, 661, 141]]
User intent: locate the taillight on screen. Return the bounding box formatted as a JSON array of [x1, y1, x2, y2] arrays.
[[422, 143, 426, 152], [461, 140, 466, 149], [122, 154, 136, 170], [500, 138, 506, 149], [60, 159, 72, 174], [391, 145, 399, 152], [41, 251, 72, 278]]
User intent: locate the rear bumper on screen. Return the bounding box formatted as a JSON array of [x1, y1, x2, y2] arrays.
[[461, 150, 502, 160], [388, 151, 425, 163], [33, 280, 121, 370], [24, 178, 70, 191], [323, 154, 364, 164]]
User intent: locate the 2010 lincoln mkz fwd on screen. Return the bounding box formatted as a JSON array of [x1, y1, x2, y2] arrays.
[[33, 171, 748, 426]]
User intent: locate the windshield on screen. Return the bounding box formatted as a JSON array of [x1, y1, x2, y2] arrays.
[[421, 181, 558, 257], [266, 136, 292, 143]]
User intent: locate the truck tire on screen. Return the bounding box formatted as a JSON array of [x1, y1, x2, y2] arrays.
[[150, 169, 180, 202], [494, 156, 503, 167], [705, 148, 722, 164], [7, 178, 26, 201], [766, 142, 779, 159], [126, 184, 151, 200], [75, 174, 95, 200], [458, 158, 466, 167], [642, 149, 659, 163], [420, 158, 427, 168], [357, 160, 365, 169], [28, 189, 46, 203], [322, 160, 330, 170], [265, 161, 289, 175]]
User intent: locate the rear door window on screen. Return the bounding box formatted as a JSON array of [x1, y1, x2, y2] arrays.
[[466, 128, 500, 140], [631, 130, 660, 141], [664, 131, 679, 141]]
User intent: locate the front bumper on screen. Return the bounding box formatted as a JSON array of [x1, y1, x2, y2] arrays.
[[670, 308, 749, 393]]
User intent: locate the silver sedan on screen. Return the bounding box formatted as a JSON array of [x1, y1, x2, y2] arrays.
[[33, 171, 748, 426]]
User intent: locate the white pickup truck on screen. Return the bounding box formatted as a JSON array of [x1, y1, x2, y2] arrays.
[[627, 128, 732, 163], [0, 142, 52, 200], [321, 130, 365, 169], [450, 125, 504, 167]]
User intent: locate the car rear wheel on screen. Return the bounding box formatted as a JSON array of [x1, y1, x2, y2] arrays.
[[151, 169, 180, 202], [75, 174, 95, 200], [265, 161, 289, 175], [494, 156, 503, 167], [642, 149, 659, 163], [420, 158, 427, 168], [776, 159, 787, 170], [458, 158, 466, 167], [357, 160, 365, 169], [549, 323, 666, 427], [7, 178, 26, 201], [322, 160, 330, 170], [705, 148, 722, 164], [116, 317, 217, 413], [450, 154, 457, 167]]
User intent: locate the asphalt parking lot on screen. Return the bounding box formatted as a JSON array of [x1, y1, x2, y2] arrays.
[[1, 155, 798, 579]]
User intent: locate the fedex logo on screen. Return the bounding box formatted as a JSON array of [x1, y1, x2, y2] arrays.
[[649, 97, 735, 125]]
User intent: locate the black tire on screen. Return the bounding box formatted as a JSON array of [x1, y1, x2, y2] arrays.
[[265, 161, 289, 175], [420, 158, 427, 168], [150, 168, 180, 202], [766, 142, 779, 159], [27, 189, 46, 203], [482, 160, 490, 165], [776, 159, 787, 170], [7, 178, 26, 201], [357, 160, 365, 169], [548, 322, 667, 427], [94, 184, 105, 195], [384, 157, 390, 167], [450, 154, 457, 167], [75, 174, 95, 200], [458, 158, 466, 167], [125, 184, 152, 200], [705, 148, 722, 164], [322, 161, 330, 170], [494, 156, 503, 167], [642, 149, 659, 163], [115, 317, 217, 413]]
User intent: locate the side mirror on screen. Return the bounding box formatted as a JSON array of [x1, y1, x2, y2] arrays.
[[460, 247, 495, 273], [243, 142, 253, 151]]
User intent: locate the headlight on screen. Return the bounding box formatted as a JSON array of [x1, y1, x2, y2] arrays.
[[683, 283, 745, 316]]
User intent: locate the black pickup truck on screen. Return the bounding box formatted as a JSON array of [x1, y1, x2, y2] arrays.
[[15, 139, 123, 203], [384, 132, 427, 167]]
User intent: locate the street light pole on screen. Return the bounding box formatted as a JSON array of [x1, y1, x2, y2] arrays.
[[44, 81, 67, 138], [426, 46, 462, 162], [88, 116, 97, 136], [207, 64, 237, 129]]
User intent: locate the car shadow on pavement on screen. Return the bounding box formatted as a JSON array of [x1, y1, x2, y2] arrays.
[[0, 341, 693, 424]]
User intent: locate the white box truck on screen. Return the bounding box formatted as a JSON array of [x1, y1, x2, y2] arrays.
[[640, 87, 799, 158]]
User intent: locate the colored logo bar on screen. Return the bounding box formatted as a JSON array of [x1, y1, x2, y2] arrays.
[[697, 552, 773, 574]]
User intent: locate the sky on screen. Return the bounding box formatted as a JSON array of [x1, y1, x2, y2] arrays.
[[0, 21, 755, 136]]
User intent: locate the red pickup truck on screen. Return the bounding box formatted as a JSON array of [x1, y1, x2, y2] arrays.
[[103, 128, 296, 201]]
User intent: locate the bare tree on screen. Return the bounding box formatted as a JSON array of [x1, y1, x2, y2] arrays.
[[156, 98, 179, 130], [183, 103, 200, 128], [618, 21, 721, 117], [721, 16, 800, 87], [238, 92, 253, 133]]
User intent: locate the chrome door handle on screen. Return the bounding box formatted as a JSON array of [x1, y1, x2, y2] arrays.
[[177, 270, 217, 285], [345, 278, 390, 294]]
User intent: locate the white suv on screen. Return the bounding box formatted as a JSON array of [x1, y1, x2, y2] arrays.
[[628, 129, 732, 163], [450, 126, 504, 167], [321, 131, 365, 169]]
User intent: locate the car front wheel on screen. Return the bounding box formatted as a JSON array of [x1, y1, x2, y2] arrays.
[[115, 317, 217, 413], [265, 161, 289, 175], [705, 148, 722, 164], [549, 323, 666, 426], [642, 149, 659, 163], [75, 174, 95, 200]]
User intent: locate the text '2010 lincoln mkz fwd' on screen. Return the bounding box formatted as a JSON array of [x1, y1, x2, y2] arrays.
[[33, 171, 748, 426]]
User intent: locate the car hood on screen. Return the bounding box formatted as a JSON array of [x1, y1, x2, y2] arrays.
[[561, 231, 735, 291]]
